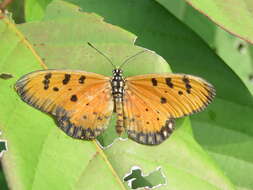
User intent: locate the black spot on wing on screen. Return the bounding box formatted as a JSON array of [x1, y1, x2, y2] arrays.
[[160, 97, 167, 104], [165, 78, 173, 88], [182, 76, 192, 94], [42, 80, 49, 90], [79, 75, 86, 84], [43, 81, 49, 90], [182, 76, 190, 84], [186, 83, 192, 89], [42, 72, 52, 90], [70, 94, 78, 102], [53, 87, 59, 91], [63, 74, 71, 85], [44, 73, 52, 80], [151, 78, 158, 86]]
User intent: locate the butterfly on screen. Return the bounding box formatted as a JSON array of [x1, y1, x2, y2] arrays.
[[15, 43, 215, 145]]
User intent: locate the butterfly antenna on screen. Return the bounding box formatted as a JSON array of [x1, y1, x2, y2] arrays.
[[87, 42, 116, 69], [119, 50, 148, 69]]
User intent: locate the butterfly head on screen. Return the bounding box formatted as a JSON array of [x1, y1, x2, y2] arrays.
[[113, 69, 123, 76]]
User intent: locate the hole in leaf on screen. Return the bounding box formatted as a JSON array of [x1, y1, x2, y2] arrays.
[[235, 40, 247, 54], [0, 132, 7, 158], [123, 166, 166, 189], [0, 73, 13, 79], [0, 140, 7, 158], [237, 43, 244, 51], [96, 115, 127, 149], [249, 74, 253, 82]]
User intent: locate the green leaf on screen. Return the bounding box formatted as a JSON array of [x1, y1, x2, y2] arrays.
[[0, 0, 243, 189], [24, 0, 52, 22], [23, 0, 253, 189], [183, 0, 253, 45]]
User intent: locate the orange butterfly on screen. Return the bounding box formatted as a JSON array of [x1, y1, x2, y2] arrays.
[[15, 43, 215, 145]]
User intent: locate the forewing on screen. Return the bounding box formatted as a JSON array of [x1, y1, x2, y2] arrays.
[[15, 70, 114, 139], [123, 73, 215, 145]]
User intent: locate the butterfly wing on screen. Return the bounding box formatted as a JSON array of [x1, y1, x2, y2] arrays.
[[15, 70, 114, 140], [123, 73, 215, 145]]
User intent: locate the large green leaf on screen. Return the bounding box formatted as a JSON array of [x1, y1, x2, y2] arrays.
[[183, 0, 253, 45], [0, 1, 235, 189], [21, 0, 253, 190]]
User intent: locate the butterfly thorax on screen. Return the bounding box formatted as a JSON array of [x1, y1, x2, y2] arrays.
[[111, 69, 125, 101]]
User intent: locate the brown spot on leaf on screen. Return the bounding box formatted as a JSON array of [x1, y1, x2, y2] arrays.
[[0, 73, 13, 79]]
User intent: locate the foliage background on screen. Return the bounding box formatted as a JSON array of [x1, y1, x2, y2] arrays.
[[0, 0, 252, 189]]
